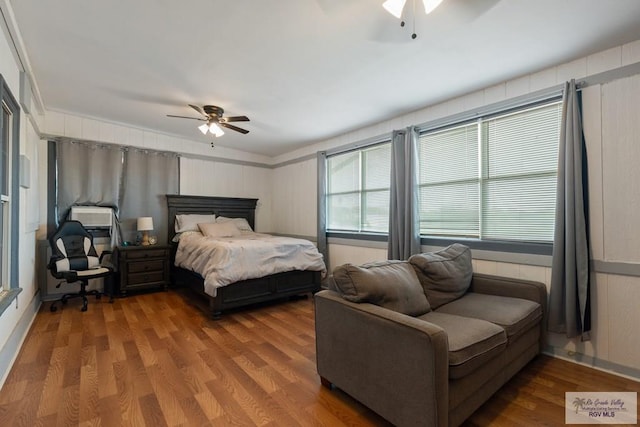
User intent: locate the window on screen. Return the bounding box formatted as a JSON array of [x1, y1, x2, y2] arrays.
[[0, 74, 21, 313], [1, 103, 9, 291], [418, 100, 561, 243], [326, 143, 391, 233]]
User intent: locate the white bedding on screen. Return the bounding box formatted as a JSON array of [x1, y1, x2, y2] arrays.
[[174, 232, 326, 297]]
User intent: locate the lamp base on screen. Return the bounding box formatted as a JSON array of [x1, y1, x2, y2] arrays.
[[141, 231, 150, 246]]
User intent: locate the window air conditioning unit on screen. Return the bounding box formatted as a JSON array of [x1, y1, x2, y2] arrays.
[[70, 206, 113, 229]]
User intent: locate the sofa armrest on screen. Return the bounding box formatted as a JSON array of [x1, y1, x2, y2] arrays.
[[469, 273, 547, 307], [314, 290, 449, 427]]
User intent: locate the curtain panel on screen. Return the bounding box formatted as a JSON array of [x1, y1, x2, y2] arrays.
[[55, 141, 179, 246], [387, 127, 421, 260], [56, 141, 124, 223], [548, 80, 591, 341], [119, 148, 179, 245]]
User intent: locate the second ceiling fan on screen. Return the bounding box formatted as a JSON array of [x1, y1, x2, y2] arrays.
[[168, 104, 250, 137]]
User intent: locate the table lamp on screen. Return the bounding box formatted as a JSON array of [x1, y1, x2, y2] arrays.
[[137, 216, 154, 246]]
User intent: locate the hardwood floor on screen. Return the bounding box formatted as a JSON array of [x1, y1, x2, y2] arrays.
[[0, 289, 638, 426]]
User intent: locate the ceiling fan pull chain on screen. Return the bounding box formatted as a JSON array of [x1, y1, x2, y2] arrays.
[[412, 0, 417, 39]]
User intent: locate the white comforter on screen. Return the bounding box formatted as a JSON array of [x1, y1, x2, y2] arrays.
[[174, 232, 326, 296]]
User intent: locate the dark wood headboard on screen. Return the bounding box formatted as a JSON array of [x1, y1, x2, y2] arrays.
[[166, 194, 258, 243]]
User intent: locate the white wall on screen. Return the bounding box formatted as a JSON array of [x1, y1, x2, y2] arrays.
[[179, 157, 273, 232], [270, 40, 640, 378], [0, 10, 43, 386], [271, 158, 317, 237]]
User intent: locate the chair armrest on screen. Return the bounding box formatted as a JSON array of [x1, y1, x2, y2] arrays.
[[99, 250, 113, 263], [314, 290, 449, 427]]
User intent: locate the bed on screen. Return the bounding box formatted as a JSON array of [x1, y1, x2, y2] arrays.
[[166, 194, 324, 318]]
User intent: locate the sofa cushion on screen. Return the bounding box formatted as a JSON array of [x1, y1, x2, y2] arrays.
[[436, 292, 542, 342], [332, 261, 431, 316], [409, 244, 473, 309], [418, 311, 507, 379]]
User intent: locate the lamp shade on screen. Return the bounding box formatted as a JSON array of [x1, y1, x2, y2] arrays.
[[422, 0, 443, 14], [137, 217, 154, 231], [198, 123, 209, 134], [382, 0, 407, 18], [209, 122, 225, 137]]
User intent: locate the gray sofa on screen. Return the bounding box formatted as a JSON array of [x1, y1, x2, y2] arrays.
[[315, 244, 547, 427]]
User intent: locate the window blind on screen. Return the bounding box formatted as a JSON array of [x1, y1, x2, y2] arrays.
[[418, 122, 479, 237], [418, 100, 561, 242], [327, 143, 391, 233], [482, 103, 561, 241]]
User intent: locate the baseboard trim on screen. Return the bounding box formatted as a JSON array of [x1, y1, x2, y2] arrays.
[[0, 292, 41, 389], [544, 346, 640, 383]]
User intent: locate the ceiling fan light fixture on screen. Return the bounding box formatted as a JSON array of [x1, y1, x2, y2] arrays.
[[382, 0, 407, 19], [422, 0, 443, 14], [198, 123, 209, 135], [209, 122, 225, 137]]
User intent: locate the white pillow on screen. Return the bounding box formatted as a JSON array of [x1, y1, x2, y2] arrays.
[[175, 214, 216, 233], [216, 216, 253, 232], [198, 221, 241, 238]]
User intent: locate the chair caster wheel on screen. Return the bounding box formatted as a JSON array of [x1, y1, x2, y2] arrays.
[[61, 298, 68, 305], [81, 305, 88, 312], [50, 305, 57, 312], [96, 294, 102, 300]]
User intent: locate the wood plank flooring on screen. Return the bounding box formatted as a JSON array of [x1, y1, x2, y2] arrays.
[[0, 289, 638, 426]]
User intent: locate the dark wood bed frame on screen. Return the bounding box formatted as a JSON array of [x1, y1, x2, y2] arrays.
[[166, 194, 322, 319]]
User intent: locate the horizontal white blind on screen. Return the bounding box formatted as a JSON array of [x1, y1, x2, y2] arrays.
[[418, 122, 479, 236], [327, 143, 391, 232], [362, 145, 391, 232], [417, 100, 561, 242], [482, 102, 561, 241]]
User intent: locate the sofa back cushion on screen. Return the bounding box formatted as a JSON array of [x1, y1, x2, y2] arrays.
[[332, 260, 431, 316], [409, 243, 472, 309]]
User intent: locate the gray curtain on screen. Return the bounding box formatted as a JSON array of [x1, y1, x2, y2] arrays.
[[119, 148, 179, 245], [388, 127, 421, 260], [56, 141, 124, 222], [56, 141, 179, 246], [317, 151, 329, 268], [548, 79, 591, 341]]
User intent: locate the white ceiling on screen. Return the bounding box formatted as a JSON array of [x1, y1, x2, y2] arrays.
[[9, 0, 640, 157]]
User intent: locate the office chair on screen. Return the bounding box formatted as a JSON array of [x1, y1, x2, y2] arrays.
[[48, 220, 114, 312]]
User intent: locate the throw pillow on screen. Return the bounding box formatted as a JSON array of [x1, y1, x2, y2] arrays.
[[332, 260, 431, 316], [216, 216, 253, 232], [198, 221, 241, 238], [408, 243, 472, 309], [175, 214, 216, 233]]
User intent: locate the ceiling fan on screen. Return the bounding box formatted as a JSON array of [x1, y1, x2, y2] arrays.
[[167, 104, 250, 137]]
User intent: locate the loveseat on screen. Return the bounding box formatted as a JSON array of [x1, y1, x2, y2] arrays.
[[314, 244, 547, 427]]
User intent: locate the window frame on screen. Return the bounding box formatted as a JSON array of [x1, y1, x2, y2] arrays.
[[322, 89, 562, 256], [0, 74, 23, 316], [416, 97, 562, 255]]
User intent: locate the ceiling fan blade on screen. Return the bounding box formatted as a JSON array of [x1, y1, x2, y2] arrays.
[[188, 104, 207, 117], [220, 123, 250, 134], [222, 115, 250, 123], [167, 114, 206, 121]]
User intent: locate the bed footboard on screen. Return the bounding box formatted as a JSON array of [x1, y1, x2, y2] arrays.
[[173, 266, 321, 319]]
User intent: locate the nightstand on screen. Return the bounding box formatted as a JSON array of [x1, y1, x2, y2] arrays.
[[114, 245, 171, 296]]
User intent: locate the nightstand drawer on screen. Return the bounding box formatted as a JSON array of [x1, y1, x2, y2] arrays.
[[115, 244, 171, 296], [127, 249, 168, 260], [128, 271, 165, 285], [128, 260, 165, 273]]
